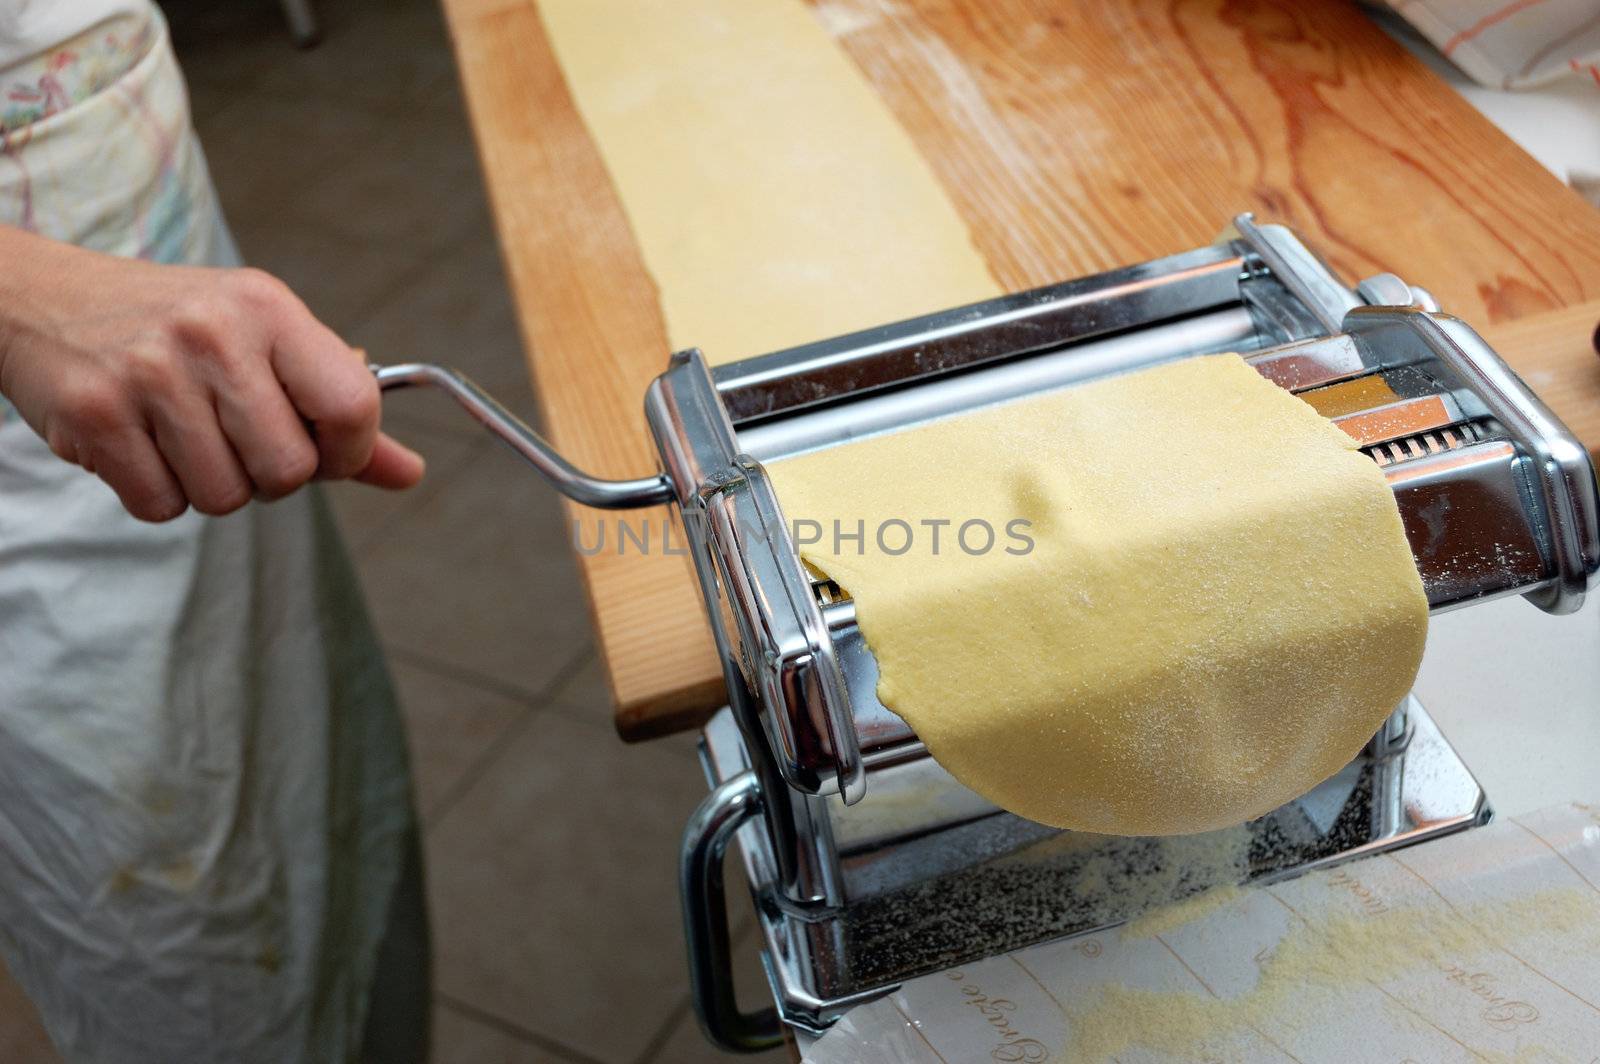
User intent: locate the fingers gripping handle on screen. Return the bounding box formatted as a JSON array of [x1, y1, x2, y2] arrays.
[[370, 363, 674, 510]]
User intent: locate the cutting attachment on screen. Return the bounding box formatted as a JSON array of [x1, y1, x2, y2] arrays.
[[374, 215, 1600, 1052]]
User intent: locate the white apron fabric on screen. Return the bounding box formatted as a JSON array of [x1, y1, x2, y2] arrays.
[[0, 2, 151, 90], [0, 6, 416, 1062]]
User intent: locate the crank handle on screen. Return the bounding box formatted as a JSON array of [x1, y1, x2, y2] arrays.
[[370, 362, 673, 510]]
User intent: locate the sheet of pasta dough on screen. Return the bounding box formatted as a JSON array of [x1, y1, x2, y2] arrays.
[[767, 355, 1428, 836], [535, 0, 1000, 364]]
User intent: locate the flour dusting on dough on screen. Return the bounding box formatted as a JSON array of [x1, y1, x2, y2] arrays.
[[1061, 884, 1600, 1062], [769, 354, 1427, 835]]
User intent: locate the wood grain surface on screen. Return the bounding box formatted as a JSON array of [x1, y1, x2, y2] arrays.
[[440, 0, 1600, 739], [810, 0, 1600, 319], [1482, 300, 1600, 462]]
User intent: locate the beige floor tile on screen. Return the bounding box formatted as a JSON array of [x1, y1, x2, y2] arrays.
[[169, 0, 457, 110], [233, 220, 435, 336], [425, 712, 712, 1062], [165, 0, 291, 102], [0, 959, 59, 1064], [285, 89, 493, 257], [250, 0, 460, 109], [650, 1011, 793, 1064], [324, 419, 482, 550], [624, 724, 705, 766], [389, 659, 534, 822], [544, 653, 709, 765], [350, 235, 541, 436], [648, 919, 790, 1064], [354, 436, 590, 694], [191, 88, 379, 225], [379, 379, 530, 445], [431, 1002, 590, 1064], [545, 653, 610, 712]]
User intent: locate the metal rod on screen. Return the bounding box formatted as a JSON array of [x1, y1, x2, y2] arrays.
[[737, 307, 1257, 461], [714, 243, 1247, 423], [680, 771, 783, 1052], [371, 363, 673, 510]]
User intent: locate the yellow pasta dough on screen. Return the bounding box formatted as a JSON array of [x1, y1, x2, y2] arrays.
[[766, 354, 1428, 836], [536, 0, 1000, 363]]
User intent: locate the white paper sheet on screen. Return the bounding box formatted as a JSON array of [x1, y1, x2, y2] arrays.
[[805, 801, 1600, 1063]]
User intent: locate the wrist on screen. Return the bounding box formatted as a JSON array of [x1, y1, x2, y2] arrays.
[[0, 227, 80, 396]]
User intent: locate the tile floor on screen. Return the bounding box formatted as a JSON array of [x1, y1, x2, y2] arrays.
[[0, 1, 786, 1061]]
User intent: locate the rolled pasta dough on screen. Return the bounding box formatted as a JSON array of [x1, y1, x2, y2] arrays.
[[535, 0, 1000, 363], [767, 354, 1427, 836]]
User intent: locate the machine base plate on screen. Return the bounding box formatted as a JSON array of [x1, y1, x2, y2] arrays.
[[705, 696, 1489, 1035]]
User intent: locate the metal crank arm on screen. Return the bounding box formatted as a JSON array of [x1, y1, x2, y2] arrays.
[[370, 362, 673, 510]]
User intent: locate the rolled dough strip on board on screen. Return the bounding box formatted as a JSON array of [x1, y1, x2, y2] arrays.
[[766, 354, 1428, 836], [535, 0, 1001, 364]]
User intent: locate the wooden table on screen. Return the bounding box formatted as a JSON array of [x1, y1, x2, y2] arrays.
[[439, 0, 1600, 740]]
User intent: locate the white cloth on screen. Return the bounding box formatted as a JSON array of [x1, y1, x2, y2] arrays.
[[0, 0, 144, 73], [1367, 3, 1600, 206], [1378, 0, 1600, 89], [0, 5, 417, 1062]]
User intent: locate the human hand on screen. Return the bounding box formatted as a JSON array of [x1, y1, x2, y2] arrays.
[[0, 227, 423, 521]]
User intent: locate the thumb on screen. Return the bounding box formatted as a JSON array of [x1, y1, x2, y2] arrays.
[[355, 432, 426, 490]]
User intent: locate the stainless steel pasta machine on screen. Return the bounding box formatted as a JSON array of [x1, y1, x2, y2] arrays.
[[374, 214, 1600, 1053]]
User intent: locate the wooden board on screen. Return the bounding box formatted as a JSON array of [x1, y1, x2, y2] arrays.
[[439, 0, 1600, 739], [812, 0, 1600, 317], [1482, 301, 1600, 459]]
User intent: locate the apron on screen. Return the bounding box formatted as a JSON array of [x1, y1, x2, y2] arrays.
[[0, 8, 417, 1062]]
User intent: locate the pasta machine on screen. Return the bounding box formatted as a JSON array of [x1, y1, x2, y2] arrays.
[[373, 214, 1600, 1053]]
